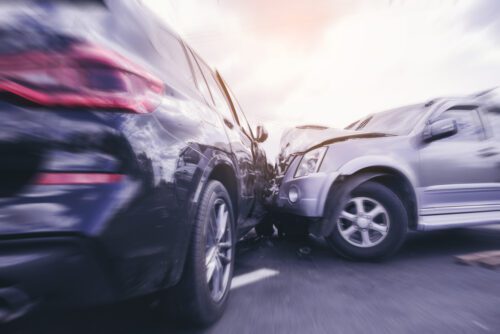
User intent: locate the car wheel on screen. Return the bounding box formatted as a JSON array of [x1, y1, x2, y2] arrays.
[[326, 181, 407, 260], [162, 180, 235, 327]]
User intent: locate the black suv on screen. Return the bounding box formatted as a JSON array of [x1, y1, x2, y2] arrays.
[[0, 0, 268, 326]]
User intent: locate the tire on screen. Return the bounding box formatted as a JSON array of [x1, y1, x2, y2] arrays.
[[326, 181, 407, 260], [161, 180, 236, 327]]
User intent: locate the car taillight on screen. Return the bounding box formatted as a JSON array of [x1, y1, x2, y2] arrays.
[[34, 172, 124, 185], [0, 43, 164, 113]]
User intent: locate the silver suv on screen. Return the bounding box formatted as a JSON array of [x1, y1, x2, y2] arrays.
[[271, 89, 500, 260]]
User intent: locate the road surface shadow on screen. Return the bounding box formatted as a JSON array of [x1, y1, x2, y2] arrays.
[[3, 226, 500, 334]]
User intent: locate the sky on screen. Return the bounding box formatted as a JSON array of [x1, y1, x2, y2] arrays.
[[144, 0, 500, 159]]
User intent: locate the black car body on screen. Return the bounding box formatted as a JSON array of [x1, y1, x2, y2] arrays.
[[0, 0, 268, 324]]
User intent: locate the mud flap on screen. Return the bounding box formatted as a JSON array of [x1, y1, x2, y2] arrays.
[[309, 172, 386, 237]]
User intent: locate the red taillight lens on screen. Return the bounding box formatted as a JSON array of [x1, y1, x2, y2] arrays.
[[0, 44, 164, 113], [34, 172, 124, 185]]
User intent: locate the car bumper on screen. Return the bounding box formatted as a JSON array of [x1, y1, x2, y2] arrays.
[[0, 103, 195, 320], [275, 172, 339, 218], [0, 236, 116, 322]]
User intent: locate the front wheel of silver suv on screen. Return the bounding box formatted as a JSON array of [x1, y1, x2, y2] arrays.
[[326, 181, 408, 260]]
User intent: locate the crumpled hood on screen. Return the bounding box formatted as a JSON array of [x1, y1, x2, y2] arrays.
[[277, 125, 390, 172]]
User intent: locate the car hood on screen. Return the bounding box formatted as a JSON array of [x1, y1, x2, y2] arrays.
[[277, 125, 390, 172]]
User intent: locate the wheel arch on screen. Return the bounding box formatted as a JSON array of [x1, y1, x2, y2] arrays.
[[167, 153, 239, 288], [207, 163, 239, 219], [346, 166, 418, 230], [315, 165, 419, 237]]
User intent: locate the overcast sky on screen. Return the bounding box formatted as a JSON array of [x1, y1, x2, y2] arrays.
[[144, 0, 500, 159]]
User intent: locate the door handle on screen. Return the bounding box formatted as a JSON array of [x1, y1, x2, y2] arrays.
[[223, 118, 234, 129], [478, 147, 499, 157]]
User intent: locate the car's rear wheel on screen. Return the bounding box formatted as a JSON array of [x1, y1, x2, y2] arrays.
[[326, 181, 407, 260], [161, 180, 235, 327]]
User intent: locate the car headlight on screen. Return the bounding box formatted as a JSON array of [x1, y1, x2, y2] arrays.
[[294, 147, 327, 178]]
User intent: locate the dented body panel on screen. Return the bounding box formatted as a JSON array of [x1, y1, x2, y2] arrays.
[[0, 0, 267, 320], [271, 92, 500, 236]]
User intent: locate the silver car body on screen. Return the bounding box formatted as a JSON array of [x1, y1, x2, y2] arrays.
[[273, 90, 500, 233]]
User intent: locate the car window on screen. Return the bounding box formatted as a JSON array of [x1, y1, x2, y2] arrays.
[[222, 81, 254, 138], [435, 108, 483, 141], [483, 107, 500, 140], [151, 31, 196, 88], [194, 55, 237, 123], [185, 48, 214, 106], [355, 105, 425, 135]]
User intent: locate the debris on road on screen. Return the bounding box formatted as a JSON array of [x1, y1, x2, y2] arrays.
[[478, 256, 500, 270], [297, 246, 312, 259], [455, 250, 500, 269]]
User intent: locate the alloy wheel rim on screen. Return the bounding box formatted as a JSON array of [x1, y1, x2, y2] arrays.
[[337, 196, 390, 248], [205, 198, 233, 302]]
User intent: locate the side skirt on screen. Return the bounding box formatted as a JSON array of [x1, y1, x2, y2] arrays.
[[417, 211, 500, 231]]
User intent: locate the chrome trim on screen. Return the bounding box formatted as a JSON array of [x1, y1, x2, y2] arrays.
[[424, 183, 500, 193]]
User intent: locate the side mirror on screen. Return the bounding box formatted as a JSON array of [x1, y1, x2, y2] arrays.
[[423, 118, 458, 142], [255, 125, 268, 143]]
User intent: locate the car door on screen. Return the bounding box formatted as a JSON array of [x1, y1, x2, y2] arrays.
[[418, 106, 500, 214], [189, 51, 256, 221], [479, 105, 500, 202], [215, 72, 267, 169], [215, 72, 268, 216]]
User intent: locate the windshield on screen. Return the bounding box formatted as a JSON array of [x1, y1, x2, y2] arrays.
[[347, 104, 425, 135]]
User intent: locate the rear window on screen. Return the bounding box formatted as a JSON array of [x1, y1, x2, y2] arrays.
[[0, 0, 106, 23], [0, 1, 107, 54], [0, 0, 105, 5], [0, 0, 106, 12]]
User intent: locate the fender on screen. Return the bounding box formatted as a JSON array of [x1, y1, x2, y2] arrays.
[[310, 172, 386, 237], [337, 155, 421, 220], [194, 149, 239, 205], [337, 155, 418, 189], [311, 156, 420, 237]]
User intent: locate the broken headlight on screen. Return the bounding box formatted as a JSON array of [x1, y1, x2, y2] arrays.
[[294, 146, 327, 178]]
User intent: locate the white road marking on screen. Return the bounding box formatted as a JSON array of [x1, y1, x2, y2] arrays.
[[473, 320, 490, 332], [231, 268, 279, 290]]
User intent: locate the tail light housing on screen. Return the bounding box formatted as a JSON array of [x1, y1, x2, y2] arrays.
[[35, 172, 124, 185], [0, 43, 164, 113]]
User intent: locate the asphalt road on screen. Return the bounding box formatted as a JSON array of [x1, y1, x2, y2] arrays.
[[4, 226, 500, 334]]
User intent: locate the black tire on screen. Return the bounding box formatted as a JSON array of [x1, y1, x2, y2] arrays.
[[161, 180, 236, 327], [326, 181, 407, 260]]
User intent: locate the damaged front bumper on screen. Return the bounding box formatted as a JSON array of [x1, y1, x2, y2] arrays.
[[265, 156, 339, 218], [275, 172, 339, 217]]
